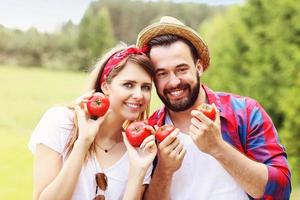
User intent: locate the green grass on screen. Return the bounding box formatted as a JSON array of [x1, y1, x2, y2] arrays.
[[0, 64, 162, 199], [0, 64, 299, 199], [0, 65, 87, 199]]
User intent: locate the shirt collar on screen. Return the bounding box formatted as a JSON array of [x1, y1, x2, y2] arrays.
[[202, 84, 225, 117]]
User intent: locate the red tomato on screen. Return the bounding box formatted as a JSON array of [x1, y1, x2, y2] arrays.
[[196, 103, 216, 121], [87, 93, 110, 117], [155, 124, 175, 142], [126, 121, 151, 147]]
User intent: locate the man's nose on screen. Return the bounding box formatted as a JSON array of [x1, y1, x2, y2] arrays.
[[168, 72, 181, 87]]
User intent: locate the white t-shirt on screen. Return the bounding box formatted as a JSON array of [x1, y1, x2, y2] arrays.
[[28, 106, 152, 200], [165, 114, 249, 200]]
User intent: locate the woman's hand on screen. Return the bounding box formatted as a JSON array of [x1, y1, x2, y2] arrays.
[[122, 125, 157, 171], [74, 91, 109, 146]]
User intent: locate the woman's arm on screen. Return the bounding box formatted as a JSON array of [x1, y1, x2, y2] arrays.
[[122, 129, 157, 200], [122, 168, 148, 200], [34, 92, 107, 200], [33, 140, 90, 200]]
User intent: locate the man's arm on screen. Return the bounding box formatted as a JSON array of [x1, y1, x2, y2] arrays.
[[143, 165, 174, 200], [190, 102, 291, 199], [144, 129, 186, 200], [211, 141, 268, 198], [244, 101, 291, 198]]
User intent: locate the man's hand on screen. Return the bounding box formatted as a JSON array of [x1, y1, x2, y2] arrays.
[[143, 126, 186, 200], [189, 103, 269, 198], [156, 126, 186, 175], [189, 103, 225, 156]]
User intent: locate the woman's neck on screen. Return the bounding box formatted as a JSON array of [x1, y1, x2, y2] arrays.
[[96, 112, 124, 142]]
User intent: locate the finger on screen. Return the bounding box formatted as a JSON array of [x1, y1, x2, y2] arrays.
[[122, 131, 135, 151], [212, 103, 220, 125], [154, 125, 159, 131], [142, 141, 157, 153], [140, 135, 155, 149], [189, 123, 205, 138], [145, 125, 156, 135], [177, 147, 186, 160], [189, 128, 198, 143], [74, 90, 95, 104], [162, 138, 180, 154], [189, 124, 199, 142], [92, 92, 106, 98], [74, 105, 86, 119], [190, 117, 206, 129], [81, 99, 89, 103], [170, 143, 183, 157], [159, 128, 179, 147], [79, 100, 86, 110], [191, 110, 212, 125], [82, 90, 96, 99]]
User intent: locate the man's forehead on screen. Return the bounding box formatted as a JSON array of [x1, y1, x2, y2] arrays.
[[149, 42, 194, 68]]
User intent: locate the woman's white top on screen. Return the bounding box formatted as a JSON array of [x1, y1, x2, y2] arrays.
[[28, 106, 152, 200]]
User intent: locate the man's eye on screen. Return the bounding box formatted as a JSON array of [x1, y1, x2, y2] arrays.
[[178, 68, 188, 73], [157, 72, 168, 78]]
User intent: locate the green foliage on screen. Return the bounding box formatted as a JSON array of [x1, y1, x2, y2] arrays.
[[78, 6, 116, 70], [202, 0, 300, 184], [98, 0, 220, 43], [0, 0, 227, 70], [43, 21, 83, 70]]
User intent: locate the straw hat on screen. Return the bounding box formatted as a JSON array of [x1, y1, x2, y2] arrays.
[[137, 16, 210, 70]]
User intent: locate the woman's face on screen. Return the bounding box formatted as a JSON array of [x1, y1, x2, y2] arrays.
[[105, 62, 152, 121]]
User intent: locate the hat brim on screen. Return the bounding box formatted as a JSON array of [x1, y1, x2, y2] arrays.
[[137, 22, 210, 70]]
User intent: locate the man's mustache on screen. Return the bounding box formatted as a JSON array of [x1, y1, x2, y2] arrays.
[[163, 83, 190, 94]]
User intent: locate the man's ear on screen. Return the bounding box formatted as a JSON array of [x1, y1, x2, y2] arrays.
[[196, 59, 203, 76], [101, 82, 109, 95]]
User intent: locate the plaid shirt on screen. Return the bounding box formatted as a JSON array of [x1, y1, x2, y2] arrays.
[[148, 85, 291, 200]]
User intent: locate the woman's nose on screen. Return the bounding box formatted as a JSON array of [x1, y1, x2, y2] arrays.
[[131, 87, 143, 99]]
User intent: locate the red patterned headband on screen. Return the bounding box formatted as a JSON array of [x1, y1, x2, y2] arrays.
[[99, 46, 149, 84]]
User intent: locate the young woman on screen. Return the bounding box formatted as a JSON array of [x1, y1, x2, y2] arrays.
[[28, 44, 157, 200]]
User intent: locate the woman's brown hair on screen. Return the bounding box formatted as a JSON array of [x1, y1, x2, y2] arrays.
[[65, 43, 154, 159]]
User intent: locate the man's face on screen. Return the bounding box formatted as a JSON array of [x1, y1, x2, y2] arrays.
[[149, 41, 202, 112]]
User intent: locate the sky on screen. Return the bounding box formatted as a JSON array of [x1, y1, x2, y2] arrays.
[[0, 0, 244, 32]]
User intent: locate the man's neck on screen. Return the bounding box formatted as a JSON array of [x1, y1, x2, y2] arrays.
[[168, 86, 207, 133]]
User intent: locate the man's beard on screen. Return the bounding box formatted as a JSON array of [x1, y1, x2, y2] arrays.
[[156, 73, 200, 112]]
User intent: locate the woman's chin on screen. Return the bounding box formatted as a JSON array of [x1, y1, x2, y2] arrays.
[[125, 114, 141, 121]]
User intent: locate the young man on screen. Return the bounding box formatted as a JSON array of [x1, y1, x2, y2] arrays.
[[137, 16, 291, 200]]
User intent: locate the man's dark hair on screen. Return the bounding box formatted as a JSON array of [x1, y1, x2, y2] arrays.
[[148, 34, 198, 64]]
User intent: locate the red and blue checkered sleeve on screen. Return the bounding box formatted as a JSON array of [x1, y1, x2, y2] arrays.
[[246, 99, 291, 199]]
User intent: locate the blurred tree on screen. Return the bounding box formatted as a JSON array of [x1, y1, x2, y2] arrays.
[[201, 0, 300, 183], [95, 0, 224, 43], [11, 28, 46, 66], [0, 0, 227, 69], [78, 6, 116, 70], [44, 21, 82, 70]]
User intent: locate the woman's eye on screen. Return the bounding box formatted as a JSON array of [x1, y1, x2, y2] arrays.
[[142, 85, 151, 91], [123, 83, 133, 88]]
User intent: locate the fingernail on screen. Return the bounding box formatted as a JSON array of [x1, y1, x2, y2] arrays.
[[191, 110, 197, 116]]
